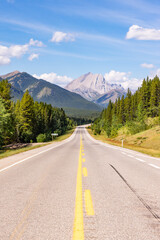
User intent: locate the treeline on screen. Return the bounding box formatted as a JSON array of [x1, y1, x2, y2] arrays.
[[0, 80, 74, 147], [92, 76, 160, 137], [71, 117, 93, 126]]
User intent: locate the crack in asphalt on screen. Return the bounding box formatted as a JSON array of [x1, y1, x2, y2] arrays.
[[110, 164, 160, 223]]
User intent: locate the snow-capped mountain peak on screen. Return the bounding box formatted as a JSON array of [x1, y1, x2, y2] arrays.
[[65, 72, 125, 102]]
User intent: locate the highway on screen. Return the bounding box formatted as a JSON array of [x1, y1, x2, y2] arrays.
[[1, 127, 160, 239]]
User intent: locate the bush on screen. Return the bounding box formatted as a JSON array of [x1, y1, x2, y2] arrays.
[[20, 130, 33, 143], [36, 133, 52, 142], [126, 121, 147, 135], [36, 134, 46, 143]]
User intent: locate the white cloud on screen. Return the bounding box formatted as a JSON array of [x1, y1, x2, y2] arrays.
[[0, 56, 11, 65], [150, 68, 160, 79], [104, 70, 142, 91], [51, 31, 75, 43], [141, 63, 155, 69], [0, 38, 44, 65], [33, 72, 73, 87], [28, 53, 39, 61], [126, 25, 160, 40], [29, 38, 44, 47]]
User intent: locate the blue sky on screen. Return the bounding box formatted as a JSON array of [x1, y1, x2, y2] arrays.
[[0, 0, 160, 89]]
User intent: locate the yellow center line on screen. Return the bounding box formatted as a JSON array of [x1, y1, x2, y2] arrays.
[[72, 135, 84, 240], [82, 158, 85, 162], [83, 167, 88, 177], [84, 190, 95, 216]]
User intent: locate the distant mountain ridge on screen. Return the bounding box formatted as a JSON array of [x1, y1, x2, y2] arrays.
[[0, 71, 101, 115], [66, 72, 126, 107]]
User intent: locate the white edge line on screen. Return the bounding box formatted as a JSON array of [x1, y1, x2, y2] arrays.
[[148, 163, 160, 169], [135, 158, 145, 162], [85, 128, 160, 161], [127, 154, 134, 158], [0, 129, 76, 174]]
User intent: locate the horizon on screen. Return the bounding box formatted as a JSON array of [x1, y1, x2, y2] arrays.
[[0, 0, 160, 91]]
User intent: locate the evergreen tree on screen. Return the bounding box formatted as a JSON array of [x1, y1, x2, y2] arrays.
[[119, 95, 125, 124], [125, 88, 132, 121], [0, 97, 10, 147], [19, 90, 35, 142]]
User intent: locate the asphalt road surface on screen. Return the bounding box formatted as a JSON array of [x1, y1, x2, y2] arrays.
[[1, 127, 160, 240]]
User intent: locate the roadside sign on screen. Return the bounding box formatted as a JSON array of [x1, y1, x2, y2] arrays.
[[51, 133, 58, 136], [51, 133, 58, 140]]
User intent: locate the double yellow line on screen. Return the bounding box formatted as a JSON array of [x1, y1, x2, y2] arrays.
[[72, 135, 94, 240]]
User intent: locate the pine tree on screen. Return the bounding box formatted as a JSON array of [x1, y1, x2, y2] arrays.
[[125, 88, 132, 121], [119, 95, 125, 124], [0, 97, 10, 147], [19, 91, 35, 142], [150, 76, 160, 117], [0, 79, 12, 110]]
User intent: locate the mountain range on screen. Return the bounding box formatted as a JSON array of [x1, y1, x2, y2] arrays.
[[0, 71, 126, 116], [65, 72, 126, 107], [0, 71, 101, 116]]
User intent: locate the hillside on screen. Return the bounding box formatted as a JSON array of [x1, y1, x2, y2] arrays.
[[65, 72, 125, 107], [0, 71, 101, 115], [88, 124, 160, 157], [91, 76, 160, 157], [94, 89, 126, 107]]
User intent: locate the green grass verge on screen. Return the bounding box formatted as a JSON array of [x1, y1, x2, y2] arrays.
[[87, 128, 160, 158], [0, 128, 75, 160]]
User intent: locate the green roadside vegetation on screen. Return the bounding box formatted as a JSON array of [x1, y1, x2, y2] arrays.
[[88, 126, 160, 158], [64, 107, 101, 119], [0, 79, 75, 149], [91, 76, 160, 158], [0, 128, 75, 160]]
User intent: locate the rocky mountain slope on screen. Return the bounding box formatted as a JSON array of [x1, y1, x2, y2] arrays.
[[66, 72, 125, 107], [0, 71, 101, 114]]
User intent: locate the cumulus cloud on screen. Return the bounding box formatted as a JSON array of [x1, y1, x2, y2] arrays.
[[29, 38, 44, 47], [104, 70, 142, 91], [33, 72, 73, 87], [28, 53, 39, 61], [0, 38, 44, 65], [141, 63, 155, 69], [0, 56, 11, 65], [126, 25, 160, 40], [51, 31, 75, 43]]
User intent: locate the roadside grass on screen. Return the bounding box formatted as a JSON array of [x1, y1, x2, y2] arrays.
[[87, 128, 160, 158], [0, 128, 75, 160], [51, 128, 75, 142]]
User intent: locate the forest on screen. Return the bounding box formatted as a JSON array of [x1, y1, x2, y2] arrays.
[[0, 79, 74, 148], [92, 76, 160, 137]]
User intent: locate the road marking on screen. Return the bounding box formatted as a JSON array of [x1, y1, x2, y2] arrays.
[[86, 127, 160, 161], [121, 152, 127, 155], [135, 158, 145, 162], [83, 167, 88, 177], [127, 154, 134, 158], [72, 136, 84, 240], [82, 158, 85, 162], [0, 132, 76, 174], [149, 163, 160, 169], [15, 222, 27, 240], [84, 190, 95, 216], [82, 153, 85, 156]]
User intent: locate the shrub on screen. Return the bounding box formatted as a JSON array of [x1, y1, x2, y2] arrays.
[[36, 134, 46, 143], [126, 121, 147, 135]]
